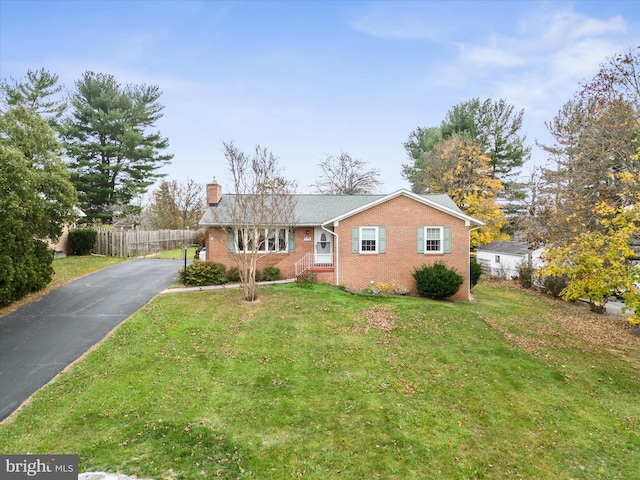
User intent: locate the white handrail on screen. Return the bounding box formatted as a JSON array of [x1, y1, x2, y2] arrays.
[[295, 253, 314, 277], [295, 252, 335, 278]]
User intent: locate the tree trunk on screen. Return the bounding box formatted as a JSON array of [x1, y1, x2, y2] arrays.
[[243, 258, 258, 302], [589, 301, 606, 314]]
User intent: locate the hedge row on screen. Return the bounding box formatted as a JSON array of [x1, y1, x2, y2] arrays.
[[178, 262, 280, 286]]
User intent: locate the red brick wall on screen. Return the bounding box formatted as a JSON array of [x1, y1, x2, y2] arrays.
[[334, 195, 471, 301], [205, 226, 314, 278], [205, 195, 472, 300]]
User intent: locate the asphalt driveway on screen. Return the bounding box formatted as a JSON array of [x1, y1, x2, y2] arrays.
[[0, 258, 183, 422]]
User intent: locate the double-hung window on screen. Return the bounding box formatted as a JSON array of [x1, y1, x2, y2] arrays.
[[361, 227, 378, 252], [352, 226, 386, 254], [425, 227, 443, 253], [418, 226, 451, 254]]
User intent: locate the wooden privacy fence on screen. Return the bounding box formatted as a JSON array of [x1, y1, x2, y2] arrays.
[[92, 228, 197, 257]]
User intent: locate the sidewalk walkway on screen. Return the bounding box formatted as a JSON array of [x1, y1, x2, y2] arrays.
[[160, 278, 296, 294]]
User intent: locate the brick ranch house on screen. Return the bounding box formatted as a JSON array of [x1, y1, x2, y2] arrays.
[[199, 181, 484, 301]]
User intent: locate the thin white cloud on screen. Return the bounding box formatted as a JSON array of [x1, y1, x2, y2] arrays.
[[347, 3, 454, 41], [351, 17, 440, 40], [430, 6, 631, 109], [456, 41, 526, 69], [541, 11, 627, 42]]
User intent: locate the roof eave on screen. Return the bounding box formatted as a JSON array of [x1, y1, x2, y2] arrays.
[[323, 189, 485, 227]]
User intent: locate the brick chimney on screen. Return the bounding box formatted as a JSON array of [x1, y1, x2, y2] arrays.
[[206, 180, 222, 206]]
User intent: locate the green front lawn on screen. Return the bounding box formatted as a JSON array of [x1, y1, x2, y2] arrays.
[[1, 282, 638, 479], [151, 247, 199, 260]]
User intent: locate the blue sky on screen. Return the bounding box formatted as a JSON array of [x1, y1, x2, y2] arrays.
[[1, 0, 638, 194]]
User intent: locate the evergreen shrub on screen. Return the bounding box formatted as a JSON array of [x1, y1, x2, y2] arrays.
[[413, 262, 463, 300], [0, 239, 54, 307], [262, 266, 280, 281], [470, 257, 483, 288], [180, 261, 227, 286], [226, 266, 241, 283], [68, 228, 97, 255]]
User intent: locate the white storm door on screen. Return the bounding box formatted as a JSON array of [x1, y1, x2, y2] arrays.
[[314, 228, 333, 265]]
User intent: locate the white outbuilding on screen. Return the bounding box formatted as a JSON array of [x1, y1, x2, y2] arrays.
[[476, 241, 544, 279]]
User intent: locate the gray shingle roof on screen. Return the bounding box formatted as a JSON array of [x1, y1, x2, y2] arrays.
[[199, 190, 473, 227], [476, 241, 530, 255]]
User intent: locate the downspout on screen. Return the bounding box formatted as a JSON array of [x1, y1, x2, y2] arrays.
[[468, 225, 483, 300], [469, 225, 483, 236], [321, 223, 339, 285]]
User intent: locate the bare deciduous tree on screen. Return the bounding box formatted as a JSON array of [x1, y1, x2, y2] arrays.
[[311, 152, 382, 194], [518, 166, 547, 247], [148, 179, 205, 230], [214, 141, 297, 301], [536, 46, 640, 246]]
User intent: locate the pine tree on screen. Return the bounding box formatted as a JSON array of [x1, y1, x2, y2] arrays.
[[1, 68, 67, 128], [63, 71, 173, 223]]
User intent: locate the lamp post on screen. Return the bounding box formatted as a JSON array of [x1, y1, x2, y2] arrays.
[[183, 243, 188, 286]]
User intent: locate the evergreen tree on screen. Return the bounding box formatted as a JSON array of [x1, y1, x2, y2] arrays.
[[0, 80, 77, 305], [402, 126, 443, 193], [1, 68, 67, 128], [403, 98, 530, 236], [63, 71, 173, 223], [445, 98, 530, 183], [441, 98, 481, 140], [403, 98, 530, 193]]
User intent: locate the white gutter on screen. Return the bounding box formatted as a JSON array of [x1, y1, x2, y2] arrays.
[[321, 223, 339, 285], [468, 225, 484, 300]]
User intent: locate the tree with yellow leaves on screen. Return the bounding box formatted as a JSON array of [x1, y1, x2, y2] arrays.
[[411, 135, 508, 247], [542, 204, 640, 324], [403, 97, 530, 239], [533, 47, 640, 324], [532, 47, 640, 245]]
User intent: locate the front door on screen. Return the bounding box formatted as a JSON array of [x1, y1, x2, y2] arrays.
[[314, 227, 333, 265]]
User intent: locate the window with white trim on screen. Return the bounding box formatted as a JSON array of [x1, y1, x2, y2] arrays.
[[352, 226, 386, 254], [418, 226, 451, 254], [425, 227, 443, 253], [360, 226, 378, 253]]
